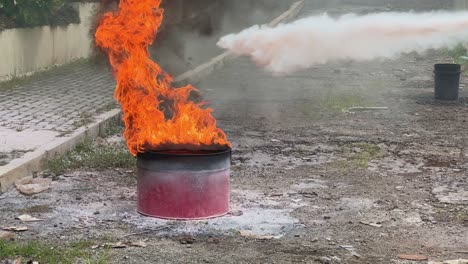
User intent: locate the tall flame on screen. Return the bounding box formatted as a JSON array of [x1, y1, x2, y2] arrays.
[[95, 0, 231, 155]]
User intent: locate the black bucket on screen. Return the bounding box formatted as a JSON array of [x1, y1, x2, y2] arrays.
[[434, 63, 461, 101]]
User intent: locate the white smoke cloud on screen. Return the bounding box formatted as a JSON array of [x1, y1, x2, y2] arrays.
[[217, 12, 468, 74]]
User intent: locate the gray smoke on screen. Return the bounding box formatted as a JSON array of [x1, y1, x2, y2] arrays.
[[218, 11, 468, 74]]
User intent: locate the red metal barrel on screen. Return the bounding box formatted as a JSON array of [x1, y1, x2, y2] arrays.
[[137, 149, 231, 220]]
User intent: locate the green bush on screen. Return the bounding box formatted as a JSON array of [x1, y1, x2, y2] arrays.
[[447, 44, 468, 75], [0, 0, 79, 27]]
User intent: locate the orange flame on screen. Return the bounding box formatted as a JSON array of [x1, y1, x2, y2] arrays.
[[95, 0, 231, 155]]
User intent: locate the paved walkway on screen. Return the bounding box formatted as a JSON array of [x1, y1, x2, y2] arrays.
[[0, 62, 115, 165]]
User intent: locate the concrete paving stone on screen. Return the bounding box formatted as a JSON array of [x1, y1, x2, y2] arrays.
[[53, 119, 70, 126], [0, 62, 115, 134], [65, 119, 77, 125], [3, 114, 18, 119], [43, 125, 56, 130], [36, 122, 49, 127], [7, 117, 23, 123]]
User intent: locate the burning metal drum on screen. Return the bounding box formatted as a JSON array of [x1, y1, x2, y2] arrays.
[[137, 149, 231, 220]]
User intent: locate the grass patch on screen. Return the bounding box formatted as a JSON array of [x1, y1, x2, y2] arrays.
[[297, 90, 374, 118], [320, 91, 373, 112], [447, 44, 468, 65], [0, 240, 109, 264], [104, 118, 124, 137], [446, 44, 468, 74], [332, 142, 383, 170], [347, 143, 383, 169], [47, 137, 135, 175]]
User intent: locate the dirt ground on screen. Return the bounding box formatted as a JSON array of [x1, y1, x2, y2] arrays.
[[1, 1, 468, 264]]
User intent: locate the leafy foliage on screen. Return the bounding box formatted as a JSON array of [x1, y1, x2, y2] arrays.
[[0, 0, 79, 27], [448, 44, 468, 66]]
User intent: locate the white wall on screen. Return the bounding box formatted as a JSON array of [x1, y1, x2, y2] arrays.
[[0, 3, 99, 80]]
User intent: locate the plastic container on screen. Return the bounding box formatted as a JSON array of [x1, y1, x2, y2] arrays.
[[136, 149, 231, 220], [434, 63, 461, 101]]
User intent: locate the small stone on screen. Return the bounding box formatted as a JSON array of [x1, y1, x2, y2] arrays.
[[229, 210, 243, 216], [318, 257, 332, 264], [398, 254, 428, 261], [179, 236, 195, 245], [0, 231, 15, 240], [331, 256, 341, 262]]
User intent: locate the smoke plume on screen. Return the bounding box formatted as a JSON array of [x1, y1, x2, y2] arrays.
[[217, 12, 468, 74]]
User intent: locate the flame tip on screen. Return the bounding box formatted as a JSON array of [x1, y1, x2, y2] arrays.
[[95, 0, 230, 155]]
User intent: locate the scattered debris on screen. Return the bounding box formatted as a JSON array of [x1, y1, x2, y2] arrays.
[[15, 177, 52, 195], [108, 242, 128, 248], [398, 254, 429, 261], [0, 230, 15, 240], [2, 226, 28, 232], [317, 256, 332, 264], [129, 241, 147, 248], [207, 237, 220, 244], [93, 242, 131, 249], [429, 260, 468, 264], [268, 193, 284, 197], [339, 245, 361, 258], [240, 230, 278, 240], [229, 210, 244, 216], [317, 256, 342, 264], [271, 139, 281, 142], [340, 245, 361, 258], [360, 221, 383, 228], [299, 192, 318, 198], [178, 236, 196, 244], [122, 226, 171, 237], [432, 185, 468, 205], [17, 214, 44, 222]]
